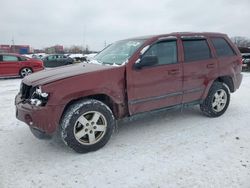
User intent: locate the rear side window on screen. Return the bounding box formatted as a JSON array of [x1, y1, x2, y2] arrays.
[[211, 38, 235, 57], [183, 39, 211, 62], [2, 55, 18, 62]]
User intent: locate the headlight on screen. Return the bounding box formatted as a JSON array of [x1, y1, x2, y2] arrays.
[[30, 86, 49, 106]]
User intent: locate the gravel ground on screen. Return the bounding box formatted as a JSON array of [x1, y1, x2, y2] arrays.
[[0, 73, 249, 188]]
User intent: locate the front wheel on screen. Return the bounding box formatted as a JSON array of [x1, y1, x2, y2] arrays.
[[60, 99, 115, 153], [200, 82, 230, 117]]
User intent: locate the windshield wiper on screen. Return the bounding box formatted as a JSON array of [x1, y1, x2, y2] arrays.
[[102, 62, 114, 65]]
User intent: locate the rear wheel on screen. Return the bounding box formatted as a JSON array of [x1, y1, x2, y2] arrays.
[[20, 67, 32, 78], [200, 82, 230, 117], [60, 99, 115, 153]]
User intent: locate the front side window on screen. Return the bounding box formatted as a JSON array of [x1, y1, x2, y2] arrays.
[[2, 55, 18, 62], [94, 39, 145, 65], [211, 37, 235, 57], [183, 39, 211, 62], [143, 40, 177, 65], [47, 55, 56, 61]]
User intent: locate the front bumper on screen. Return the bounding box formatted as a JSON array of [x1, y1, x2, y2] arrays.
[[33, 67, 44, 73], [15, 94, 64, 134]]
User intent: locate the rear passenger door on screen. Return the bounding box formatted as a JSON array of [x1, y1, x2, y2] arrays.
[[181, 37, 218, 104], [58, 55, 69, 66]]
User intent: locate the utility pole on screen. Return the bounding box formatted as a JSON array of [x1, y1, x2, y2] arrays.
[[82, 25, 86, 54], [11, 36, 15, 53]]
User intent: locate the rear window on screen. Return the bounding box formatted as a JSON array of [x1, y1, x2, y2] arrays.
[[211, 38, 235, 57], [183, 39, 211, 62], [242, 55, 250, 59]]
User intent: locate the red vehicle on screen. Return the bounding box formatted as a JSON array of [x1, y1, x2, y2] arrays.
[[0, 53, 44, 78], [15, 32, 243, 153]]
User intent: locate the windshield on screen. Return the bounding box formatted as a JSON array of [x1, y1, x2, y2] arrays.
[[94, 39, 145, 65]]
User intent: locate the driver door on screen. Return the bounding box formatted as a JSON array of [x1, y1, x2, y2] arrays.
[[127, 39, 183, 115], [0, 55, 20, 76]]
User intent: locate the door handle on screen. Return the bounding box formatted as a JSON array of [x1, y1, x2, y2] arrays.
[[168, 69, 180, 75], [207, 63, 215, 69]]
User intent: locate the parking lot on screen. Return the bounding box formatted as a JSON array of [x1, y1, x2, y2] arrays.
[[0, 73, 250, 188]]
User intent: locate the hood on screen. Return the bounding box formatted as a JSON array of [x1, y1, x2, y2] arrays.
[[23, 63, 115, 86]]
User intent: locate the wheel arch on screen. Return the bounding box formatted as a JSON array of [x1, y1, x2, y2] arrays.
[[214, 76, 234, 92], [202, 75, 234, 100], [60, 94, 127, 122]]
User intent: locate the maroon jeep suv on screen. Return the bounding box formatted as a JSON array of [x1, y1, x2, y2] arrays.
[[15, 32, 243, 153]]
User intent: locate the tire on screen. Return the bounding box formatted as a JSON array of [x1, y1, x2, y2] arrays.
[[20, 67, 33, 78], [30, 127, 52, 140], [200, 82, 230, 117], [60, 99, 115, 153]]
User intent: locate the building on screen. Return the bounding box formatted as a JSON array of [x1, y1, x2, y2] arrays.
[[34, 49, 45, 53], [0, 45, 11, 53], [11, 45, 30, 54], [0, 44, 30, 54], [45, 45, 64, 54]]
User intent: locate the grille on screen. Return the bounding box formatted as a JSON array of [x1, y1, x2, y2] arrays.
[[20, 83, 34, 99]]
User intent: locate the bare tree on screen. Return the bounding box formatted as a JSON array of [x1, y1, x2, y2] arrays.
[[231, 36, 250, 47]]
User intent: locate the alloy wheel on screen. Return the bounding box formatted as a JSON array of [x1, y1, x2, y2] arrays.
[[73, 111, 107, 145], [21, 68, 32, 77], [212, 89, 228, 112]]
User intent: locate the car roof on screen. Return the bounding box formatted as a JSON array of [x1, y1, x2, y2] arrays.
[[44, 54, 66, 57], [0, 53, 30, 59], [123, 32, 227, 41], [0, 53, 21, 56]]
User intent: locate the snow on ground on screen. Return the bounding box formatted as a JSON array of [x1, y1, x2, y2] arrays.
[[0, 74, 250, 188]]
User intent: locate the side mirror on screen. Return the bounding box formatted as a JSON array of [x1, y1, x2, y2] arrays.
[[134, 55, 158, 69]]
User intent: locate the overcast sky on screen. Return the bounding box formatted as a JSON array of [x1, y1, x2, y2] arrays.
[[0, 0, 249, 51]]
